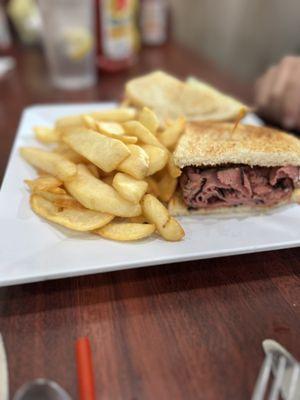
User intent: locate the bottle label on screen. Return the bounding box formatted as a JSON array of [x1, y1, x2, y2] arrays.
[[101, 0, 135, 60]]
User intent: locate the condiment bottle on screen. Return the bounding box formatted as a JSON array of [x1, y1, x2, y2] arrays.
[[95, 0, 139, 72], [140, 0, 168, 46]]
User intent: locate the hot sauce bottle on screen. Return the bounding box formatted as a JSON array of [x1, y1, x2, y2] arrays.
[[95, 0, 139, 72]]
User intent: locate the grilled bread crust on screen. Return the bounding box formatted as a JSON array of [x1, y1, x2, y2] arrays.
[[173, 122, 300, 168]]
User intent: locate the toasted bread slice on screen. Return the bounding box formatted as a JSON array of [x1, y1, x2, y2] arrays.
[[168, 190, 300, 217], [125, 71, 248, 123], [186, 77, 248, 122], [173, 122, 300, 168]]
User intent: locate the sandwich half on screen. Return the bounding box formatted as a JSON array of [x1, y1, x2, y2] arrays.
[[125, 71, 248, 124], [169, 122, 300, 216]]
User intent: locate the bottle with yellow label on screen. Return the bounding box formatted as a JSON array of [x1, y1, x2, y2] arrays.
[[95, 0, 139, 72]]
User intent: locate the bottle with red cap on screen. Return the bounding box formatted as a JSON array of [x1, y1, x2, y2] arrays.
[[95, 0, 139, 72]]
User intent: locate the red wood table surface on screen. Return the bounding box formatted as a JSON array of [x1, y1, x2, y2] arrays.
[[1, 44, 300, 400]]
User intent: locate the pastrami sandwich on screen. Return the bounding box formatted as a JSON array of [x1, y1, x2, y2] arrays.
[[169, 122, 300, 215]]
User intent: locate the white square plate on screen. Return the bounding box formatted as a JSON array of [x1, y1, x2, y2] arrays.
[[0, 103, 299, 287]]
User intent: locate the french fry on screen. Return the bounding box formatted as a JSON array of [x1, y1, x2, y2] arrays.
[[53, 143, 87, 164], [22, 104, 186, 242], [47, 187, 67, 195], [118, 144, 149, 180], [145, 177, 160, 197], [141, 144, 169, 176], [65, 165, 142, 217], [94, 121, 138, 144], [139, 107, 159, 135], [95, 222, 155, 241], [112, 172, 148, 204], [82, 115, 98, 130], [123, 121, 165, 149], [62, 127, 130, 173], [53, 198, 83, 209], [56, 108, 136, 130], [25, 175, 62, 192], [158, 117, 186, 149], [113, 135, 138, 144], [291, 188, 300, 203], [20, 147, 77, 181], [142, 194, 184, 241], [32, 190, 81, 208], [96, 121, 125, 136], [34, 126, 60, 144], [158, 171, 177, 202], [128, 215, 148, 224], [53, 142, 69, 153], [90, 107, 137, 122], [56, 115, 84, 129], [31, 194, 114, 231], [167, 155, 181, 178]]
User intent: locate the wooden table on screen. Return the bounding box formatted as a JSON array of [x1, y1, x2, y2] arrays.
[[1, 43, 300, 400]]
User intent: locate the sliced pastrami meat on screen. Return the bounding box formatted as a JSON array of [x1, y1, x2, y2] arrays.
[[180, 165, 299, 209]]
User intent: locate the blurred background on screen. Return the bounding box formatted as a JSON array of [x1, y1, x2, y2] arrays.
[[0, 0, 300, 88], [170, 0, 300, 81]]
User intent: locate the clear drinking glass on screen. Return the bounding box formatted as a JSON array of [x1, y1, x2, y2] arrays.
[[38, 0, 96, 90]]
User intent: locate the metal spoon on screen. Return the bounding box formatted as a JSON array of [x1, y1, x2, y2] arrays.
[[13, 379, 72, 400]]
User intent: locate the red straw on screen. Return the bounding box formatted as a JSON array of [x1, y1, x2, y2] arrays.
[[75, 337, 96, 400]]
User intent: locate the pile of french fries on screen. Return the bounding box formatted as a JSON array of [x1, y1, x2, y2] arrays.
[[20, 107, 186, 241]]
